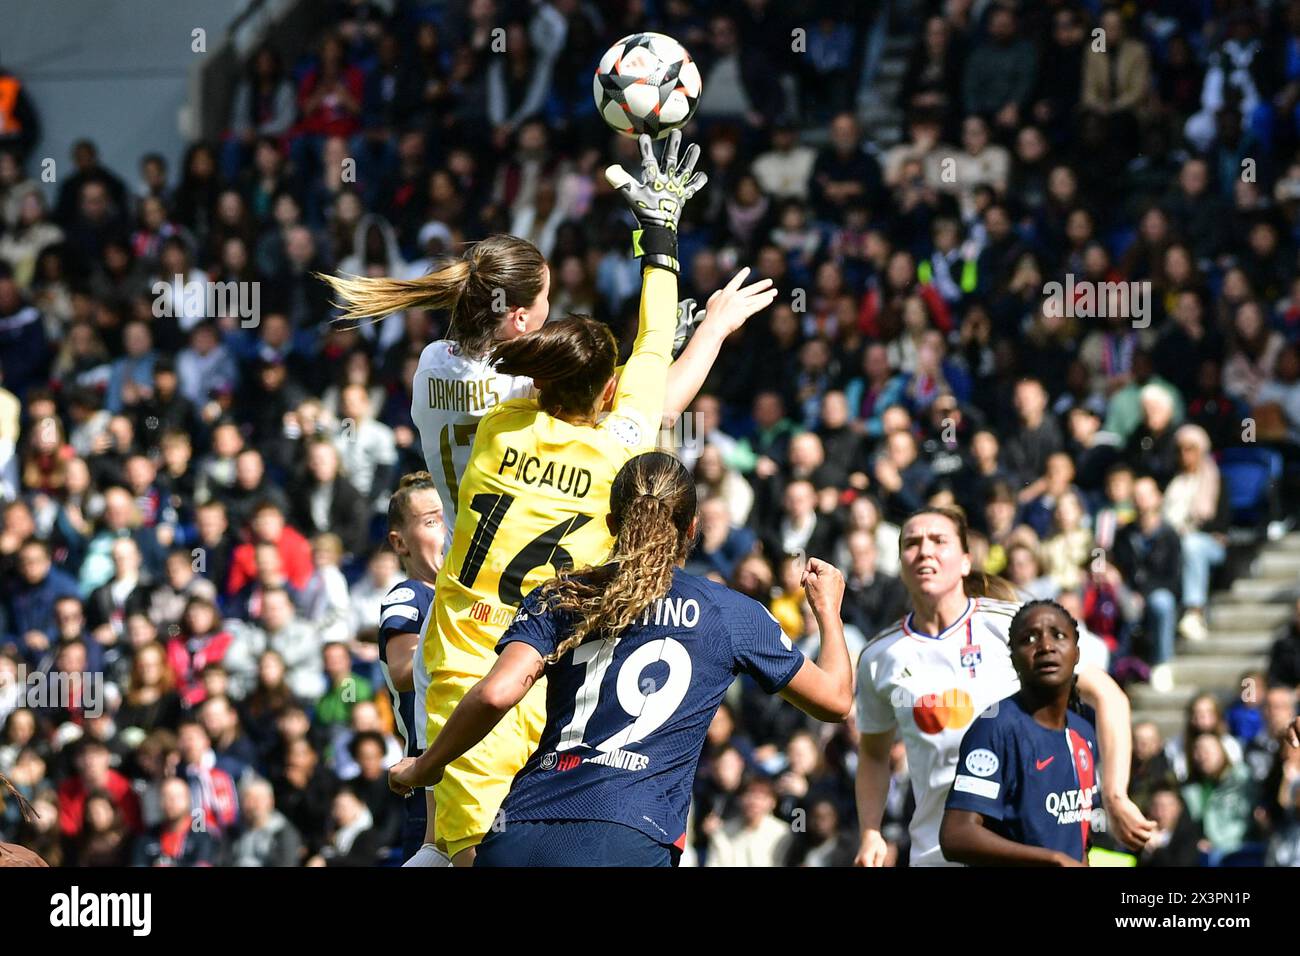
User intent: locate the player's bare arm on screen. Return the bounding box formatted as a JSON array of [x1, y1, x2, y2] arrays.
[[778, 558, 853, 722], [939, 809, 1086, 867], [383, 632, 419, 693], [390, 642, 545, 796], [854, 731, 895, 867], [1074, 665, 1157, 851]]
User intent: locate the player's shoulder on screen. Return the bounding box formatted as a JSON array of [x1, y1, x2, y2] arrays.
[[973, 597, 1022, 621], [672, 571, 774, 630], [595, 406, 652, 450], [415, 338, 461, 370], [977, 692, 1027, 730], [483, 396, 541, 421], [383, 578, 435, 608], [670, 569, 735, 611], [860, 617, 907, 661], [379, 578, 434, 633], [1066, 704, 1099, 739]]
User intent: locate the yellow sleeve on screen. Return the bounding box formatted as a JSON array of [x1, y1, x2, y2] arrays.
[[607, 265, 675, 443]]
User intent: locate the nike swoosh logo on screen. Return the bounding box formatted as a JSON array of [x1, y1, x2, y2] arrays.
[[1035, 757, 1055, 770]]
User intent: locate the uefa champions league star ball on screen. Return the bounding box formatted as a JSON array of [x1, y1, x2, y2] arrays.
[[593, 32, 702, 140]]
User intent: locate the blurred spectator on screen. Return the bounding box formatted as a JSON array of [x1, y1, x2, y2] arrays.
[[1162, 424, 1227, 642], [117, 641, 181, 734], [961, 5, 1037, 131], [1130, 721, 1178, 811], [2, 0, 1298, 869], [226, 501, 312, 596], [1112, 477, 1182, 689], [226, 775, 303, 867], [73, 790, 130, 867], [1246, 686, 1299, 786], [290, 439, 369, 557], [1167, 693, 1247, 783], [686, 495, 755, 583], [783, 797, 856, 867], [1269, 599, 1300, 691], [176, 719, 239, 834], [1181, 732, 1259, 864], [1266, 738, 1300, 865], [6, 539, 80, 665], [840, 529, 906, 639], [705, 776, 793, 867], [57, 738, 142, 840], [223, 46, 297, 178], [1139, 784, 1202, 867], [131, 775, 218, 866], [246, 588, 325, 702]]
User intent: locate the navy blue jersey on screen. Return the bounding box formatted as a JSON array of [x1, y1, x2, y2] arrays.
[[495, 568, 805, 848], [945, 694, 1099, 862], [378, 579, 435, 759]]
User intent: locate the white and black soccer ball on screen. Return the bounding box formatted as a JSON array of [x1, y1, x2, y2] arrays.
[[592, 32, 702, 140]]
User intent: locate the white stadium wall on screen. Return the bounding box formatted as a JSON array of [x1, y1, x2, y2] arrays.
[[3, 0, 249, 194]]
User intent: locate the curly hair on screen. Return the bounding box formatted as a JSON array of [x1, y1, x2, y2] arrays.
[[539, 452, 697, 662]]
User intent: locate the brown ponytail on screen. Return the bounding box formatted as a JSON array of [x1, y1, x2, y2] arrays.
[[491, 315, 617, 420], [963, 569, 1019, 601], [319, 234, 546, 359], [540, 452, 697, 661]]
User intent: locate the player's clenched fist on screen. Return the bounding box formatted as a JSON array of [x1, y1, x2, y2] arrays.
[[801, 557, 845, 617]]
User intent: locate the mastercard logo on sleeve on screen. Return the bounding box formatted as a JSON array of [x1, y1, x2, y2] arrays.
[[912, 688, 975, 734]]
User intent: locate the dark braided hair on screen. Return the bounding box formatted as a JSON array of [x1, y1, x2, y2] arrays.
[[1009, 599, 1085, 715]]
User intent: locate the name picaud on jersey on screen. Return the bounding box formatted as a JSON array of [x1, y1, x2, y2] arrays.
[[497, 446, 594, 498]]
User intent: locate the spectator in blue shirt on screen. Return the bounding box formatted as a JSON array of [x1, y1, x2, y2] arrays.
[[6, 539, 80, 665]]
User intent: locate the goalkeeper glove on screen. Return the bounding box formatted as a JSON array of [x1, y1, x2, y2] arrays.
[[605, 129, 707, 275]]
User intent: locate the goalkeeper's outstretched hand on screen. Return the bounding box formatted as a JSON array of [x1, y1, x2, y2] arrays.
[[606, 129, 707, 274]]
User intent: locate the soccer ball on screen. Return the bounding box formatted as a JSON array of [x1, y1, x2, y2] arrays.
[[593, 32, 702, 140]]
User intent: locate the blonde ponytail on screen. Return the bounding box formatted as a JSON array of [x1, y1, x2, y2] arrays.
[[317, 234, 547, 359], [320, 260, 471, 323]]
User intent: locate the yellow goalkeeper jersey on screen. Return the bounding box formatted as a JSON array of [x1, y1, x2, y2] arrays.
[[424, 266, 677, 680]]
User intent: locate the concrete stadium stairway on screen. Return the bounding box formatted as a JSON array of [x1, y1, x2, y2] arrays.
[[1129, 533, 1300, 738], [856, 0, 921, 150]]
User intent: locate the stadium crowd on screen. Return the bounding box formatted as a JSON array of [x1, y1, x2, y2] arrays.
[[2, 0, 1300, 867]]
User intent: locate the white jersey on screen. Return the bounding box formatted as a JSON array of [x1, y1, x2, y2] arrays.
[[410, 339, 535, 541], [856, 597, 1021, 867]]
